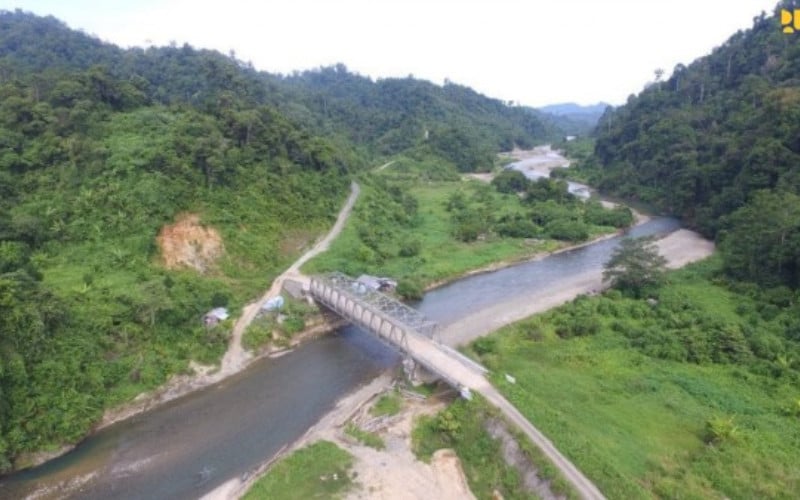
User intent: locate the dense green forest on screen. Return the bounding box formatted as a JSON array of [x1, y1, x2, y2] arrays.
[[0, 10, 558, 471], [587, 1, 800, 288], [273, 66, 560, 168], [0, 55, 354, 472], [0, 11, 559, 169]]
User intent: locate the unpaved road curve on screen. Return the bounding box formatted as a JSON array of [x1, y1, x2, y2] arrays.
[[219, 181, 360, 375], [95, 181, 361, 429]]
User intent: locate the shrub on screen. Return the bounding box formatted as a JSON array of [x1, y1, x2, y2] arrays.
[[473, 336, 498, 355], [545, 219, 589, 241], [495, 216, 539, 238], [491, 169, 529, 193], [371, 392, 402, 417], [704, 416, 738, 444], [396, 279, 424, 301], [344, 423, 385, 450], [398, 239, 421, 257]]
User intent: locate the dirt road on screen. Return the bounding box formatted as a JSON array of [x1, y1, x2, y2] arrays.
[[219, 181, 360, 375], [97, 182, 361, 429]]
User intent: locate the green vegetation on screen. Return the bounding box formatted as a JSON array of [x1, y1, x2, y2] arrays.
[[0, 10, 567, 469], [344, 423, 385, 450], [242, 316, 274, 351], [243, 441, 353, 500], [603, 236, 668, 297], [304, 157, 632, 292], [0, 71, 351, 470], [412, 396, 574, 500], [278, 66, 559, 161], [370, 391, 402, 417], [588, 3, 800, 288], [550, 138, 596, 184], [467, 258, 800, 498], [242, 297, 319, 351]]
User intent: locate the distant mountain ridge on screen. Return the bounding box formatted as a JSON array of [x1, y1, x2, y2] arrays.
[[538, 102, 611, 116], [536, 102, 611, 136]]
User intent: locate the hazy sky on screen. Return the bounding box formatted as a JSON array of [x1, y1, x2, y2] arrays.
[[4, 0, 778, 106]]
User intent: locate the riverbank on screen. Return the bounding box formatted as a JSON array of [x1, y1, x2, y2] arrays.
[[95, 313, 348, 431], [7, 315, 346, 483], [472, 256, 800, 498], [10, 184, 361, 474], [424, 212, 649, 293], [224, 227, 715, 500], [440, 228, 714, 347], [89, 184, 362, 432]]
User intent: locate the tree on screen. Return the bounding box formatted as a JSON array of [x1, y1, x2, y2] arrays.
[[603, 237, 667, 296], [719, 190, 800, 288], [491, 169, 528, 194]]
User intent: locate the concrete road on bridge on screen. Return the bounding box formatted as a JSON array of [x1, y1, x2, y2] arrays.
[[401, 331, 606, 500], [311, 271, 607, 499]]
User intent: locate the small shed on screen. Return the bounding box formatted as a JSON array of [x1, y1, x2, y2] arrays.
[[261, 295, 285, 312], [204, 307, 229, 326]]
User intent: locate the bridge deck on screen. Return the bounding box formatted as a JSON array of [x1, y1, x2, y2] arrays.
[[308, 272, 604, 500]]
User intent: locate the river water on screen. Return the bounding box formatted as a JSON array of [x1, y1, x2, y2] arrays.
[[0, 215, 679, 499]]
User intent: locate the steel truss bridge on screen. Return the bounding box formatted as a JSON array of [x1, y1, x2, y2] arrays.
[[309, 272, 486, 390], [308, 272, 605, 500]]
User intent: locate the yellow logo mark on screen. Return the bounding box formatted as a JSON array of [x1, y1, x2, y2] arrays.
[[781, 9, 800, 33]]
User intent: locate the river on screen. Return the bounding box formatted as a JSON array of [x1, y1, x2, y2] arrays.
[[0, 212, 682, 500]]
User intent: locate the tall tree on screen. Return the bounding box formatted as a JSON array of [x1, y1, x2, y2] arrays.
[[603, 237, 668, 297]]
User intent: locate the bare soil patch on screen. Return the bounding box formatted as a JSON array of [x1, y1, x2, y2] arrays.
[[341, 390, 475, 500], [157, 213, 223, 272]]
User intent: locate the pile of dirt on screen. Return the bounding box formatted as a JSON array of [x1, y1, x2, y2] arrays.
[[342, 392, 476, 500], [157, 213, 223, 272]]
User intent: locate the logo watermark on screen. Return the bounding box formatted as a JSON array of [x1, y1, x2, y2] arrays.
[[781, 9, 800, 33]]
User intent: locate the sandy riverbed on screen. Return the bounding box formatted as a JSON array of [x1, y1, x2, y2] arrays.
[[203, 376, 476, 500], [211, 148, 716, 500], [441, 228, 715, 347], [202, 226, 715, 500]]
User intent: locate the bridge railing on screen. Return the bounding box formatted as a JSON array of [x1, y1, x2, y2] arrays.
[[312, 272, 440, 339]]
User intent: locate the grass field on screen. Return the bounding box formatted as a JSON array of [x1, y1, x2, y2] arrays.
[[467, 259, 800, 499], [303, 157, 620, 289], [243, 441, 353, 499]]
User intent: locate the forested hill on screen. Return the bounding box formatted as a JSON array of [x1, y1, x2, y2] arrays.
[[0, 10, 557, 168], [274, 67, 558, 167], [589, 1, 800, 288], [0, 15, 361, 472], [0, 10, 557, 471]]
